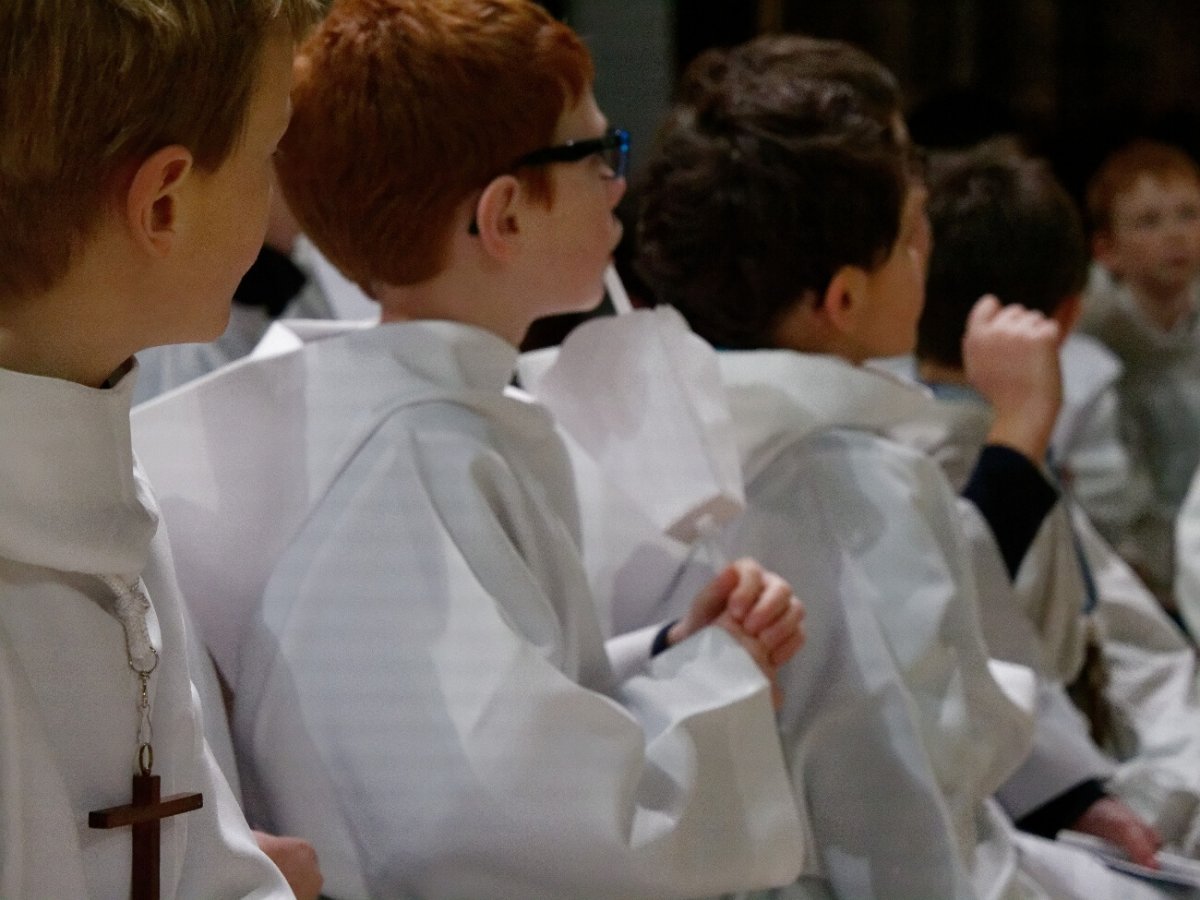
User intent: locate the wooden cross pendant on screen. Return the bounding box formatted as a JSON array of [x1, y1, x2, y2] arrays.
[[88, 774, 203, 900]]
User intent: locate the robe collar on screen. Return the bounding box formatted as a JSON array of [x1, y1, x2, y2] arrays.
[[0, 360, 157, 578], [261, 317, 519, 398], [1098, 280, 1200, 364], [919, 382, 994, 492], [717, 349, 955, 480]]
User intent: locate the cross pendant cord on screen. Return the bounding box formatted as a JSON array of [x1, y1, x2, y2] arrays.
[[88, 576, 203, 900]]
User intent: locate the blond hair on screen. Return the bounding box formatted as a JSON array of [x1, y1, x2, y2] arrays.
[[0, 0, 325, 301]]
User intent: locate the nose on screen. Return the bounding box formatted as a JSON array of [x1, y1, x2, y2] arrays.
[[608, 174, 627, 208]]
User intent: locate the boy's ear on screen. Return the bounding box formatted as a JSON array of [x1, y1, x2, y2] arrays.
[[474, 175, 523, 260], [126, 145, 194, 257], [820, 265, 869, 337]]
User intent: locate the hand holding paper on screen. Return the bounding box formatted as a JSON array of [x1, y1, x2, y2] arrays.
[[1072, 796, 1162, 870]]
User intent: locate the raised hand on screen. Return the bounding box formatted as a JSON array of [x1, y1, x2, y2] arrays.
[[963, 294, 1062, 463]]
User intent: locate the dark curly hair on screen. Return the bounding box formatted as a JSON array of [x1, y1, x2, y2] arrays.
[[636, 34, 909, 349]]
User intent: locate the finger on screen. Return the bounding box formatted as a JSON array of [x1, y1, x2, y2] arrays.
[[1033, 317, 1061, 341], [1118, 822, 1160, 869], [768, 630, 806, 667], [967, 294, 1002, 329], [690, 564, 740, 622], [756, 601, 805, 653], [741, 575, 793, 634], [990, 302, 1032, 327], [724, 558, 765, 622]]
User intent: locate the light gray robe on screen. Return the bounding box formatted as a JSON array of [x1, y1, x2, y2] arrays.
[[131, 320, 806, 900], [0, 362, 289, 899], [926, 386, 1200, 855], [540, 339, 1177, 899], [1080, 274, 1200, 603]]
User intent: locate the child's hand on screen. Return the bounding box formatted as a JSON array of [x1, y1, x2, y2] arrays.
[[669, 559, 806, 705], [1071, 796, 1163, 870], [253, 830, 324, 900], [963, 295, 1062, 463]]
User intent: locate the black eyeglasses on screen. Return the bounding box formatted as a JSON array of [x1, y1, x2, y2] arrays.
[[468, 127, 631, 235], [513, 127, 631, 179]]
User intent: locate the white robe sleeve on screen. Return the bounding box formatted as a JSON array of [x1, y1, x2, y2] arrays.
[[1175, 469, 1200, 640], [1079, 510, 1200, 851], [232, 412, 803, 900], [696, 432, 1030, 899], [955, 498, 1115, 820], [1011, 504, 1089, 683]]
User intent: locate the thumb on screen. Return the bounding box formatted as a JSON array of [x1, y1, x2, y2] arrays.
[[966, 294, 1001, 332], [690, 564, 740, 623]]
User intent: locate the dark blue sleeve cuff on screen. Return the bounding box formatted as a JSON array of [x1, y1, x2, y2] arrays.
[[962, 444, 1058, 579], [1014, 779, 1107, 838], [650, 621, 677, 657]]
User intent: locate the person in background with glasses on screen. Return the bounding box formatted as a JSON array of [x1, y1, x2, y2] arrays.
[[129, 1, 811, 898]]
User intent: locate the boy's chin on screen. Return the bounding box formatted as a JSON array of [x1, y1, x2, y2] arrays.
[[548, 287, 607, 318], [160, 301, 233, 348]]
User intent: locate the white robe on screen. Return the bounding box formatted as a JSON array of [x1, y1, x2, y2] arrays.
[[524, 360, 984, 898], [0, 363, 288, 899], [1177, 471, 1200, 639], [553, 342, 1099, 898], [926, 388, 1200, 855], [131, 320, 805, 900], [717, 352, 1189, 899], [1053, 333, 1151, 556], [1079, 275, 1200, 603], [132, 239, 377, 405]]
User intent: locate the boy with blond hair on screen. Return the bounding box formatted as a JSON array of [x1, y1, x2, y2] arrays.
[[1081, 139, 1200, 612], [132, 1, 809, 897], [0, 1, 325, 897]]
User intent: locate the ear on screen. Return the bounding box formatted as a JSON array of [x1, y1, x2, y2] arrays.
[[473, 174, 523, 261], [819, 265, 870, 337], [1053, 293, 1083, 340], [125, 145, 194, 257]]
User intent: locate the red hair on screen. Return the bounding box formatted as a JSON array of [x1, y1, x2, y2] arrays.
[[1086, 139, 1200, 233], [276, 0, 594, 288]]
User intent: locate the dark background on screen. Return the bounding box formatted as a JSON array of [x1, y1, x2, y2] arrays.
[[540, 0, 1200, 211]]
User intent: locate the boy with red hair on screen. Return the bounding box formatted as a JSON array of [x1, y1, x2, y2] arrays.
[[1082, 139, 1200, 612], [133, 1, 808, 897]]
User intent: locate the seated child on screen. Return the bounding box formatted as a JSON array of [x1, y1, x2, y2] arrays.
[[0, 0, 322, 896], [916, 139, 1200, 858], [1080, 139, 1200, 612], [131, 1, 809, 897], [635, 32, 1174, 900]]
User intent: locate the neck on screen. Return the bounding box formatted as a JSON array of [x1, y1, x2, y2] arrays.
[[915, 357, 968, 386], [0, 227, 163, 387], [0, 288, 133, 388], [1129, 281, 1195, 331], [375, 266, 531, 349], [770, 300, 862, 362]]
